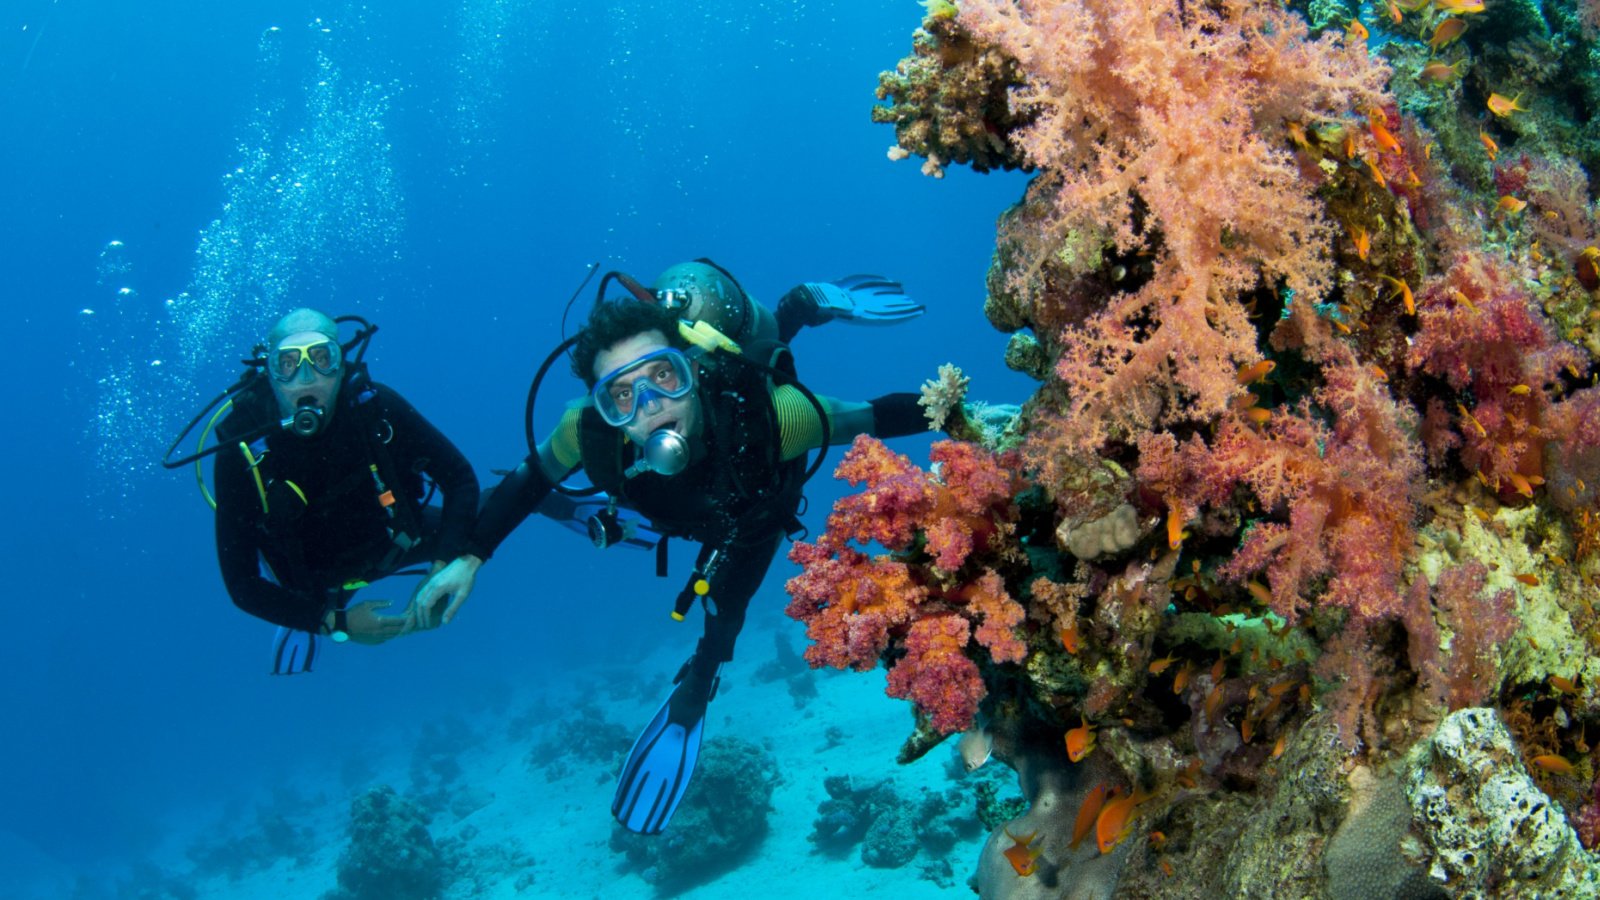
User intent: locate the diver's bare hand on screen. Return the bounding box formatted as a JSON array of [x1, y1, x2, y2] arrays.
[[408, 555, 483, 631], [344, 599, 408, 644]]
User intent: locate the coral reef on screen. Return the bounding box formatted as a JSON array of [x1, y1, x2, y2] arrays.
[[331, 785, 445, 900], [609, 736, 781, 892], [809, 773, 980, 873], [788, 0, 1600, 895]]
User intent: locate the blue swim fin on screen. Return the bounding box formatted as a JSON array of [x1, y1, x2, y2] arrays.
[[270, 627, 317, 675], [801, 275, 925, 326], [611, 665, 719, 834]]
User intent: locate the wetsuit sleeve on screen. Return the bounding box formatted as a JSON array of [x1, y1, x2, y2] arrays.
[[771, 386, 928, 460], [213, 452, 328, 632], [380, 386, 479, 562], [467, 408, 582, 560]]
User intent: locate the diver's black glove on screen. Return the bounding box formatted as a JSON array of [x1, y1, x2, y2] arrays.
[[870, 392, 930, 439]]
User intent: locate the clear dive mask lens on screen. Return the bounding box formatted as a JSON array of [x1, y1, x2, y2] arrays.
[[592, 347, 695, 427], [270, 339, 342, 382]]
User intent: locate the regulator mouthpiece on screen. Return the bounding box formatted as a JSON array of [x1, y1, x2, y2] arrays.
[[625, 428, 689, 479], [285, 397, 327, 438]]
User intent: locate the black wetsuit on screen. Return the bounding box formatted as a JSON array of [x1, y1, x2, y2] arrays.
[[214, 383, 479, 632], [468, 384, 925, 682]]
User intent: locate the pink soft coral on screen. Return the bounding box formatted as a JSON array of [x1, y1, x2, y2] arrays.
[[960, 0, 1390, 451]]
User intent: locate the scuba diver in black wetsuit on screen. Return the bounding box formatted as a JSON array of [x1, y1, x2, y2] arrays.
[[166, 308, 481, 672], [410, 260, 927, 834]]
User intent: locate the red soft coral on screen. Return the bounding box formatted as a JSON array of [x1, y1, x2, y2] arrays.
[[785, 542, 926, 671], [1406, 250, 1584, 493], [962, 569, 1028, 664], [885, 615, 988, 734]]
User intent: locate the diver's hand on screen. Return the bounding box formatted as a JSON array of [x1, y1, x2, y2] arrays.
[[409, 555, 483, 631], [343, 599, 408, 645]]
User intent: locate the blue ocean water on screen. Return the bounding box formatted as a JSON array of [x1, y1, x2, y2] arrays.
[[1, 0, 1032, 893]]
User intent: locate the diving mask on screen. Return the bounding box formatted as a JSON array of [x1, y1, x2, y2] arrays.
[[270, 337, 341, 383], [592, 347, 695, 427]]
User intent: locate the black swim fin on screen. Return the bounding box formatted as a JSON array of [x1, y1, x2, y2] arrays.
[[611, 663, 719, 834]]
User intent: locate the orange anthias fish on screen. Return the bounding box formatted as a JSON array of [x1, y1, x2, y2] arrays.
[[1367, 110, 1402, 155], [1236, 359, 1276, 384], [1286, 121, 1311, 150], [1071, 785, 1113, 849], [1479, 130, 1500, 160], [1149, 654, 1181, 676], [1419, 59, 1466, 84], [1494, 195, 1528, 216], [1166, 502, 1189, 550], [1434, 0, 1487, 12], [1429, 17, 1466, 49], [1349, 224, 1370, 261], [1487, 92, 1527, 116], [1002, 827, 1045, 876], [1059, 618, 1081, 655], [1530, 754, 1576, 776], [1378, 274, 1415, 315], [1066, 716, 1098, 762], [1347, 17, 1369, 42], [1095, 789, 1150, 854]]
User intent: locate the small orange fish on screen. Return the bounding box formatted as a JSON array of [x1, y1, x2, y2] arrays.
[[1347, 17, 1369, 41], [1349, 224, 1370, 261], [1236, 359, 1276, 384], [1386, 0, 1404, 20], [1487, 92, 1526, 117], [1371, 364, 1389, 382], [1173, 661, 1193, 694], [1550, 675, 1577, 694], [1240, 716, 1256, 743], [1377, 274, 1415, 315], [1452, 289, 1478, 311], [1366, 156, 1388, 189], [1509, 384, 1530, 395], [1059, 619, 1080, 655], [1003, 827, 1045, 876], [1070, 785, 1113, 850], [1530, 754, 1576, 776], [1245, 406, 1273, 424], [1096, 789, 1149, 854], [1507, 472, 1534, 497], [1205, 683, 1226, 722], [1149, 654, 1180, 676], [1419, 59, 1466, 84], [1149, 831, 1168, 850], [1246, 580, 1272, 606], [1066, 716, 1097, 762], [1456, 402, 1487, 438], [1479, 130, 1499, 161], [1494, 195, 1528, 216], [1429, 17, 1466, 49], [1286, 121, 1310, 150], [1368, 111, 1402, 155], [1272, 734, 1286, 758], [1434, 0, 1486, 13], [1210, 658, 1226, 683], [1513, 573, 1539, 587], [1166, 502, 1188, 550]]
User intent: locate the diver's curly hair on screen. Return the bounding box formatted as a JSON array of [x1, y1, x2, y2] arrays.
[[572, 299, 687, 387]]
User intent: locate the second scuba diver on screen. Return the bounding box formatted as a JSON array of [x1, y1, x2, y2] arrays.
[[411, 260, 928, 834], [190, 308, 482, 671]]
